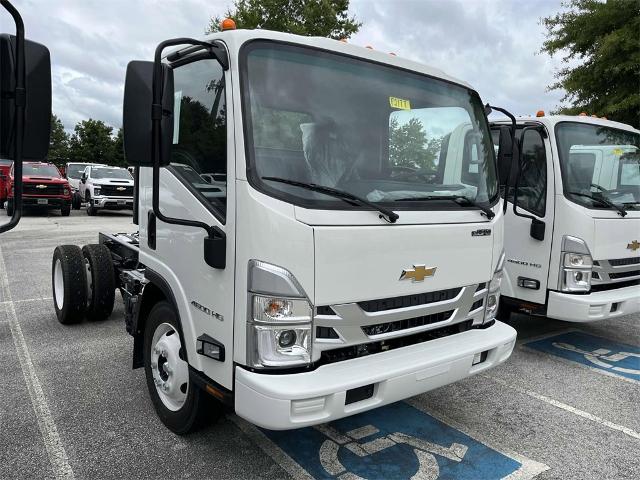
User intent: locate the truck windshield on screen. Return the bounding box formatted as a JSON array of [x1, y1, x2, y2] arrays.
[[66, 163, 91, 179], [23, 164, 60, 177], [92, 168, 132, 180], [556, 122, 640, 209], [242, 42, 498, 211]]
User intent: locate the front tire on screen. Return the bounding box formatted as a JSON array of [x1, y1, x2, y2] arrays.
[[143, 301, 220, 434], [6, 199, 13, 216], [72, 193, 81, 210], [52, 245, 87, 324], [86, 192, 97, 216], [61, 204, 71, 216], [82, 244, 115, 321]]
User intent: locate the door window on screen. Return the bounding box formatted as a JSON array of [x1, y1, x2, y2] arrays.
[[515, 130, 547, 217], [171, 59, 227, 221]]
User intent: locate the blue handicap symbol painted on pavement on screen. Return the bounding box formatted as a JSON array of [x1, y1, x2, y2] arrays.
[[526, 331, 640, 381], [262, 402, 533, 480]]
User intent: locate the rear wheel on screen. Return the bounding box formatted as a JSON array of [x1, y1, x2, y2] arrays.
[[82, 244, 115, 321], [52, 245, 87, 324], [143, 301, 220, 434]]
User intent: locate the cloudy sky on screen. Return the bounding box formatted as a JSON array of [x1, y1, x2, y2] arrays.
[[4, 0, 569, 131]]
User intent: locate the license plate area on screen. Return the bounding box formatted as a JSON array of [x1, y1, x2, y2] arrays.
[[37, 198, 48, 205], [345, 383, 375, 405], [117, 200, 125, 205]]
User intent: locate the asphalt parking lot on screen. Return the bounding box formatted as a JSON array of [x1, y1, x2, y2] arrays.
[[1, 210, 639, 480]]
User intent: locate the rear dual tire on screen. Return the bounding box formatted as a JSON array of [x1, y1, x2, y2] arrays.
[[52, 244, 115, 324]]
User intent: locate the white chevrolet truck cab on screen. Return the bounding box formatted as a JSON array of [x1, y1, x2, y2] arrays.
[[490, 114, 640, 322], [51, 27, 516, 433], [79, 165, 134, 215]]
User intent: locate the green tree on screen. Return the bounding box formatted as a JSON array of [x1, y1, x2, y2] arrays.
[[48, 114, 69, 166], [112, 128, 125, 167], [68, 119, 115, 164], [207, 0, 361, 39], [389, 117, 440, 171], [542, 0, 640, 127]]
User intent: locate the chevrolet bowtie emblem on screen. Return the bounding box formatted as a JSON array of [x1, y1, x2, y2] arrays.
[[399, 265, 437, 282], [116, 187, 126, 191], [627, 240, 640, 251], [36, 184, 47, 189]]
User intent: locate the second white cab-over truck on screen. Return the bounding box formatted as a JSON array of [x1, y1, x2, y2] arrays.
[[491, 114, 640, 322], [51, 26, 516, 433]]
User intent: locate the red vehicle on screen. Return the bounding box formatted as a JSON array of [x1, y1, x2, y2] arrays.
[[0, 159, 11, 208], [6, 161, 72, 216]]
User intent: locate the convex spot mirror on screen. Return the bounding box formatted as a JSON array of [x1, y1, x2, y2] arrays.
[[0, 34, 51, 160], [123, 61, 174, 167]]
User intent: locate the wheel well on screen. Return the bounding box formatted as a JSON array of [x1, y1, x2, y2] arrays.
[[132, 283, 167, 368]]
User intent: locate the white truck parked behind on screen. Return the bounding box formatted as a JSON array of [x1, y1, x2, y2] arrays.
[[78, 165, 134, 215], [64, 162, 104, 209], [491, 114, 640, 322], [51, 26, 517, 433]]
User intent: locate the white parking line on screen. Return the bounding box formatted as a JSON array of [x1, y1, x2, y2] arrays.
[[0, 296, 54, 306], [483, 374, 640, 440], [0, 243, 75, 479]]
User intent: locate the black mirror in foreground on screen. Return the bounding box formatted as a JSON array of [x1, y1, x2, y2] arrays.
[[0, 0, 52, 234]]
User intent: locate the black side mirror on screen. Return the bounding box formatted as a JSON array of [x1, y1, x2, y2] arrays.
[[123, 61, 174, 167], [530, 218, 545, 241], [0, 35, 51, 160]]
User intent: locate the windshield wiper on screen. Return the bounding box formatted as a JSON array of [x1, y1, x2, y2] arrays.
[[567, 191, 627, 217], [262, 176, 399, 223], [394, 195, 495, 219]]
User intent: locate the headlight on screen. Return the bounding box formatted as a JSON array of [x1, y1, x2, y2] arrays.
[[93, 187, 101, 196], [484, 251, 504, 323], [560, 236, 592, 293], [247, 261, 312, 368], [63, 187, 70, 195]]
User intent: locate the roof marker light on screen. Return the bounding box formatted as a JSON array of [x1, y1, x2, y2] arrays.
[[579, 112, 587, 116], [389, 52, 396, 56], [536, 110, 545, 117], [365, 45, 373, 49], [339, 38, 348, 43], [221, 18, 236, 31], [591, 114, 598, 118]]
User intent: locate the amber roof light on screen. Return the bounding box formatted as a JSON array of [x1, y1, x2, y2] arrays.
[[221, 18, 236, 31]]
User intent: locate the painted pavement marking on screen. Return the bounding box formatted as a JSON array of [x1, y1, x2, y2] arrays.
[[483, 374, 640, 441], [233, 402, 548, 480], [0, 242, 75, 479], [524, 331, 640, 382]]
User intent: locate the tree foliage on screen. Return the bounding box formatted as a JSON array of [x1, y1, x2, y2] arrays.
[[207, 0, 361, 39], [68, 119, 117, 165], [48, 114, 69, 165], [541, 0, 640, 127], [389, 117, 440, 171]]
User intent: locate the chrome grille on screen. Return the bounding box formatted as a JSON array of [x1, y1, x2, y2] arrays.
[[312, 282, 488, 362], [592, 257, 640, 285], [23, 183, 64, 195]]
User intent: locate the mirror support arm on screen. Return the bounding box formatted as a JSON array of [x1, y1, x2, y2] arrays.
[[0, 0, 25, 234], [485, 104, 516, 214], [150, 38, 226, 268]]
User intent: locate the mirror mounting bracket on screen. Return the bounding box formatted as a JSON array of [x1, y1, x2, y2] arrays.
[[485, 104, 516, 214]]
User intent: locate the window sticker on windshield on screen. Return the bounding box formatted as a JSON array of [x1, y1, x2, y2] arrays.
[[389, 96, 411, 110], [173, 90, 183, 144]]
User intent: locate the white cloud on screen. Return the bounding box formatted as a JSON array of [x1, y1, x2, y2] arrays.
[[9, 0, 569, 129]]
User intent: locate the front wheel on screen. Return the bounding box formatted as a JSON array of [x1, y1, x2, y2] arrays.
[[72, 193, 81, 210], [143, 301, 220, 434], [61, 204, 71, 216], [6, 199, 13, 216], [85, 193, 97, 216]]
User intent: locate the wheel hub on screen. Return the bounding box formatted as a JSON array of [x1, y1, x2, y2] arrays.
[[150, 323, 189, 411]]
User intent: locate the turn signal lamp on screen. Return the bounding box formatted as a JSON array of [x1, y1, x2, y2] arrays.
[[536, 110, 545, 117], [221, 18, 236, 31]]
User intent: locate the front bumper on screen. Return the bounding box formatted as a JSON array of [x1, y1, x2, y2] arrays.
[[21, 196, 71, 207], [547, 284, 640, 322], [92, 196, 134, 209], [235, 320, 516, 430]]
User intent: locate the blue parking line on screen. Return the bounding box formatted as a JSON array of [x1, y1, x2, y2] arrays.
[[526, 331, 640, 381], [262, 402, 530, 480]]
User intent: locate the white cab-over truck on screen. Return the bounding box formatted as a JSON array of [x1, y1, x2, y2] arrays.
[[50, 27, 516, 433], [491, 115, 640, 322]]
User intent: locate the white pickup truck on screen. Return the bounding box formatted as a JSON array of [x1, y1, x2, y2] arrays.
[[491, 114, 640, 322], [79, 165, 135, 215], [64, 162, 104, 209], [51, 26, 517, 434]]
